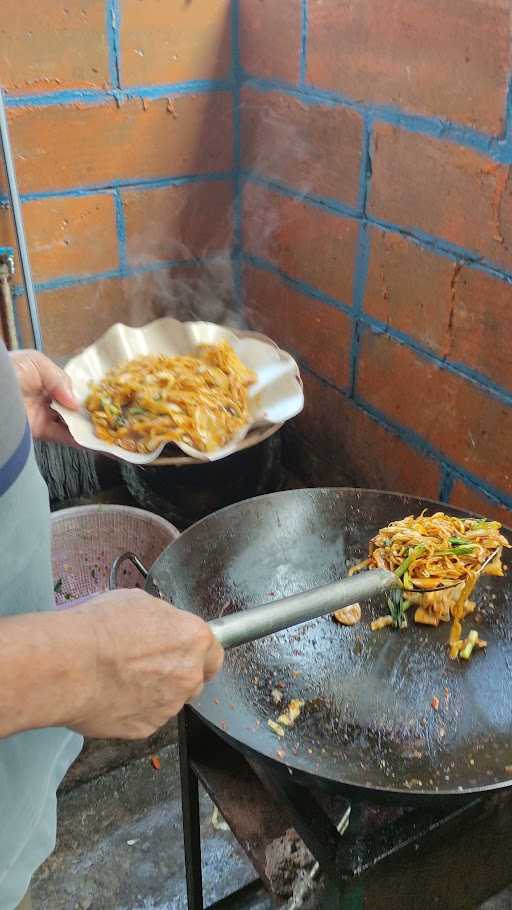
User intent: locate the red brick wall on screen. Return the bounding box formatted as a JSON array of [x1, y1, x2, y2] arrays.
[[0, 0, 234, 356], [239, 0, 512, 524], [2, 1, 511, 523]]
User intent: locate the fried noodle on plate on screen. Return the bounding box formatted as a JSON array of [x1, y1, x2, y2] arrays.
[[345, 511, 510, 660], [85, 341, 256, 455]]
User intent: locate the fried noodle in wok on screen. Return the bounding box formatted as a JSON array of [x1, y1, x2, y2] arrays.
[[85, 341, 256, 454], [348, 512, 510, 659]]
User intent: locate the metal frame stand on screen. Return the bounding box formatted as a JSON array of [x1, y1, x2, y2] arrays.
[[178, 709, 205, 910], [178, 706, 512, 910]]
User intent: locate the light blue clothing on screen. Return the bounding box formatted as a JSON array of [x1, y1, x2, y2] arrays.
[[0, 344, 82, 908]]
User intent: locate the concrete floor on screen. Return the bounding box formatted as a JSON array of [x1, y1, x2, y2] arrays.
[[32, 743, 512, 910], [32, 744, 271, 910]]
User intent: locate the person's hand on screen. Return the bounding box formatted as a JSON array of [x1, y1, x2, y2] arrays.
[[65, 589, 224, 739], [10, 349, 79, 445]]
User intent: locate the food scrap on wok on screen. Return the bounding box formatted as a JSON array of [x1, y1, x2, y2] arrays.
[[85, 341, 256, 454], [267, 699, 305, 738], [343, 512, 510, 660]]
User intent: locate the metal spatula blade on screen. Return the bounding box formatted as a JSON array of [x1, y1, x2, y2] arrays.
[[408, 546, 500, 593]]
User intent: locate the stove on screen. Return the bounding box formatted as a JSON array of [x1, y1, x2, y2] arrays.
[[121, 432, 284, 528], [178, 707, 512, 910]]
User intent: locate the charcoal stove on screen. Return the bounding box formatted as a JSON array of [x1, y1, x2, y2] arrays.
[[120, 431, 284, 528], [178, 707, 512, 910]]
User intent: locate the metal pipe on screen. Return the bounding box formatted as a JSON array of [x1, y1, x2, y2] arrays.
[[208, 569, 398, 649], [0, 89, 43, 351], [0, 253, 18, 349]]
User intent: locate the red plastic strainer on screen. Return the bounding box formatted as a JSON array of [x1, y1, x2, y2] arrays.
[[51, 504, 179, 608]]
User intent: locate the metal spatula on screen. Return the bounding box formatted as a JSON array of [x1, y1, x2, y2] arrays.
[[110, 552, 398, 649]]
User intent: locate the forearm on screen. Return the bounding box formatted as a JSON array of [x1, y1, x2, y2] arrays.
[[0, 609, 95, 737]]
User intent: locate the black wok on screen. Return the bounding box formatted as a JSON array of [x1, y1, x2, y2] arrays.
[[124, 488, 512, 801]]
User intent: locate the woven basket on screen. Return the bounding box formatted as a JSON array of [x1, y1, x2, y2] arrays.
[[51, 504, 179, 606]]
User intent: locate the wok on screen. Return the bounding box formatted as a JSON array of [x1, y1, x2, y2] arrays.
[[114, 488, 512, 801]]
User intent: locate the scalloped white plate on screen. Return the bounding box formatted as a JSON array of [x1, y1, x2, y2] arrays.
[[53, 319, 304, 464]]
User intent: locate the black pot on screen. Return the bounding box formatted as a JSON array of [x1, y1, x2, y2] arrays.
[[120, 432, 283, 529]]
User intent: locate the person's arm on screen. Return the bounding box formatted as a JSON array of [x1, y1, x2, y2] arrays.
[[1, 350, 224, 740], [0, 588, 223, 740]]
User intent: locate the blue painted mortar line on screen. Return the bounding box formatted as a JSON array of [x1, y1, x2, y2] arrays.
[[245, 170, 361, 220], [241, 76, 512, 164], [505, 74, 512, 144], [243, 251, 512, 408], [359, 319, 512, 407], [36, 269, 121, 292], [10, 171, 235, 204], [231, 0, 243, 313], [297, 362, 512, 510], [355, 394, 512, 510], [358, 115, 372, 215], [123, 79, 233, 100], [370, 216, 512, 285], [4, 72, 510, 164], [123, 256, 218, 278], [439, 469, 454, 503], [449, 476, 512, 514], [107, 0, 122, 90], [4, 80, 233, 109], [243, 170, 512, 284], [300, 0, 308, 87], [349, 116, 373, 396], [242, 252, 353, 316], [5, 89, 114, 108], [113, 189, 127, 273], [349, 222, 369, 397], [7, 70, 510, 165], [11, 255, 219, 296], [13, 163, 511, 291]]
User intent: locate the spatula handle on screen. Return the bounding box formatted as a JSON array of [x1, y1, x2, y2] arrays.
[[208, 569, 398, 649], [109, 554, 398, 651]]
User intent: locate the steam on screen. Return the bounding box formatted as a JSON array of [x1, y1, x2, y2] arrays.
[[121, 95, 316, 337], [125, 196, 242, 330], [135, 252, 244, 330], [239, 96, 315, 260]]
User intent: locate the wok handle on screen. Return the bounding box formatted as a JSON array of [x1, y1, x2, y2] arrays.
[[208, 569, 399, 650]]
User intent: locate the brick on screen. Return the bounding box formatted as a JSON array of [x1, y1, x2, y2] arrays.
[[308, 0, 510, 134], [120, 0, 231, 86], [365, 228, 454, 356], [124, 180, 232, 266], [450, 481, 512, 530], [244, 264, 351, 388], [243, 182, 358, 303], [291, 371, 441, 498], [17, 276, 148, 358], [356, 328, 512, 494], [0, 207, 14, 253], [241, 87, 363, 207], [240, 0, 302, 84], [447, 267, 512, 394], [1, 194, 118, 283], [3, 94, 233, 194], [365, 229, 512, 393], [18, 258, 235, 358], [0, 1, 109, 95], [369, 125, 512, 273]]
